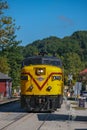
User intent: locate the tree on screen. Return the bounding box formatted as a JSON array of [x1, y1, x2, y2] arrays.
[[0, 56, 10, 73], [7, 45, 23, 88], [0, 0, 23, 89], [63, 52, 85, 85], [0, 0, 21, 52]]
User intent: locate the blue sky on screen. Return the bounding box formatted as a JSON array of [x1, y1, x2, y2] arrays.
[[6, 0, 87, 46]]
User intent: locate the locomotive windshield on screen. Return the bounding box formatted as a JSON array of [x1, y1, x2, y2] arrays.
[[22, 56, 62, 67], [22, 57, 42, 67], [43, 59, 62, 67]]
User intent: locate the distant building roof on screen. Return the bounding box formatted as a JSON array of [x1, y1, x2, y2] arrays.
[[0, 72, 11, 80], [80, 69, 87, 75]]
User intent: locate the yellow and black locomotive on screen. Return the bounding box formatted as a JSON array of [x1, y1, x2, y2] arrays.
[[20, 53, 64, 111]]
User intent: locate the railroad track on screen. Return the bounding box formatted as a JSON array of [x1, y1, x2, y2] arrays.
[[0, 99, 27, 130], [1, 113, 36, 130], [37, 113, 50, 130], [1, 112, 53, 130], [0, 99, 51, 130], [0, 99, 87, 130]]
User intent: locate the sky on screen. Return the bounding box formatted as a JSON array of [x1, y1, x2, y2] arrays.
[[6, 0, 87, 46]]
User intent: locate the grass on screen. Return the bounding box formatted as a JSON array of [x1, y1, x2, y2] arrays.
[[71, 102, 78, 105], [72, 106, 87, 110]]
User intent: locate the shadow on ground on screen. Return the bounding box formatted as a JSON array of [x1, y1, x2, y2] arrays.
[[37, 113, 87, 122]]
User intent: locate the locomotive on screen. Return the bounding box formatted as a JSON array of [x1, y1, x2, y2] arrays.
[[20, 52, 64, 111]]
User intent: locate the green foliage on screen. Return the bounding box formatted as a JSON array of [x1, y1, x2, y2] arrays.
[[0, 56, 10, 74], [24, 45, 38, 57], [0, 0, 20, 50], [23, 31, 87, 85], [6, 45, 23, 88], [63, 52, 85, 84], [0, 0, 23, 90]]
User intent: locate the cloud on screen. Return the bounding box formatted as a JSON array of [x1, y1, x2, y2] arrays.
[[59, 15, 75, 26]]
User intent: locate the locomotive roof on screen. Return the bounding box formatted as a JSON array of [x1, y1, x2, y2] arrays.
[[0, 72, 12, 80], [22, 55, 62, 67]]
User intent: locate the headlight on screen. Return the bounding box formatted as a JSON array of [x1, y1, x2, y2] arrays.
[[52, 76, 61, 81], [27, 85, 33, 92], [35, 68, 45, 75], [46, 86, 52, 91]]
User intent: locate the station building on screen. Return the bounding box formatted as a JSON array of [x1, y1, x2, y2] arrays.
[[0, 72, 12, 99]]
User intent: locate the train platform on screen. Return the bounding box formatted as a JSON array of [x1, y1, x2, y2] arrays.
[[0, 97, 20, 105]]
